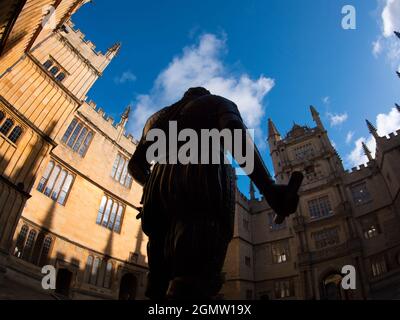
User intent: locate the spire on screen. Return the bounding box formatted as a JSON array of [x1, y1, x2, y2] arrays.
[[119, 105, 131, 129], [121, 105, 131, 120], [310, 105, 319, 117], [310, 105, 324, 130], [268, 118, 281, 139], [362, 142, 373, 162], [366, 119, 379, 139], [106, 42, 121, 57], [249, 181, 256, 200], [395, 31, 400, 39]]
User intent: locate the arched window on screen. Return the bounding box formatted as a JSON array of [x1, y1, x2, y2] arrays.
[[51, 169, 67, 201], [114, 205, 124, 233], [78, 132, 93, 157], [115, 157, 125, 181], [57, 174, 73, 205], [120, 161, 128, 185], [0, 110, 5, 124], [107, 202, 119, 230], [96, 196, 108, 225], [43, 60, 53, 69], [55, 72, 65, 82], [125, 174, 133, 188], [38, 236, 52, 267], [8, 126, 23, 143], [44, 165, 61, 196], [90, 257, 101, 285], [84, 255, 93, 283], [37, 161, 54, 192], [111, 154, 121, 178], [62, 119, 77, 143], [102, 199, 113, 227], [0, 118, 14, 136], [22, 229, 37, 261], [103, 261, 113, 288], [14, 225, 29, 258], [50, 66, 59, 75]]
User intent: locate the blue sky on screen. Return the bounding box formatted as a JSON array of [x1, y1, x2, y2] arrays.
[[72, 0, 400, 196]]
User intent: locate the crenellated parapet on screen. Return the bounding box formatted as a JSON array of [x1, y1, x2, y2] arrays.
[[58, 20, 120, 75], [78, 101, 137, 154]]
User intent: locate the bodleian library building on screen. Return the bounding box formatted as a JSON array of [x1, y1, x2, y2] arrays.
[[1, 0, 400, 300]]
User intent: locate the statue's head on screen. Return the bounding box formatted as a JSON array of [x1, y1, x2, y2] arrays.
[[183, 87, 211, 99]]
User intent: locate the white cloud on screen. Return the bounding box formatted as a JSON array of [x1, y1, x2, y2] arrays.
[[114, 70, 137, 84], [372, 38, 383, 57], [347, 107, 400, 167], [373, 0, 400, 68], [327, 112, 348, 127], [346, 131, 354, 144], [382, 0, 400, 37], [128, 33, 275, 139]]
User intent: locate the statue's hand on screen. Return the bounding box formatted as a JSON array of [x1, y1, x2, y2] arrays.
[[263, 172, 303, 224]]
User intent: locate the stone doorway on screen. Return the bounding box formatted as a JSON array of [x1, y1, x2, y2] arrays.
[[119, 273, 137, 300], [55, 268, 72, 297], [320, 273, 347, 300]]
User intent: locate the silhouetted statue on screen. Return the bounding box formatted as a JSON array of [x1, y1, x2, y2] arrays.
[[128, 87, 302, 300]]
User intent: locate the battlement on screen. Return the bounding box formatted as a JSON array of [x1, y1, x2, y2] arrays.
[[81, 101, 137, 151], [59, 20, 120, 73]]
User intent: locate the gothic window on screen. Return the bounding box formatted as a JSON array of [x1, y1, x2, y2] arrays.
[[103, 261, 113, 288], [79, 132, 93, 157], [0, 110, 5, 124], [90, 257, 101, 285], [43, 60, 53, 69], [50, 66, 59, 75], [38, 236, 52, 267], [111, 154, 133, 188], [62, 118, 93, 157], [38, 161, 54, 192], [361, 215, 380, 239], [351, 182, 372, 206], [62, 119, 78, 143], [96, 195, 125, 233], [14, 225, 29, 258], [293, 143, 315, 161], [308, 195, 333, 219], [67, 123, 82, 147], [72, 127, 87, 152], [271, 240, 290, 264], [22, 229, 37, 261], [274, 279, 294, 299], [312, 227, 340, 249], [8, 126, 23, 143], [37, 160, 74, 205], [55, 72, 65, 82], [371, 255, 387, 277], [0, 118, 14, 136], [84, 256, 93, 283], [268, 212, 286, 231]]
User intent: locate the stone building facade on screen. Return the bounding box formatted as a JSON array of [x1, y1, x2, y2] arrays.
[[1, 0, 400, 300], [0, 1, 147, 299], [221, 106, 400, 300]]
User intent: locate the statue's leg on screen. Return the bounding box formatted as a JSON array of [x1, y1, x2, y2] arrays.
[[165, 216, 231, 300]]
